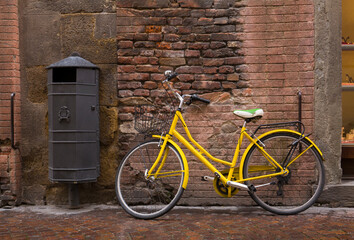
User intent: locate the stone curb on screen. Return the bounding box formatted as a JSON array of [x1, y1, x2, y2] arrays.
[[1, 204, 353, 217]]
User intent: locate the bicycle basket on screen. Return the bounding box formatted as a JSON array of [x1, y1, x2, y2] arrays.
[[134, 104, 174, 135]]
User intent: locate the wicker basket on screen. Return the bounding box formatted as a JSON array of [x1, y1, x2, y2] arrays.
[[134, 104, 175, 135]]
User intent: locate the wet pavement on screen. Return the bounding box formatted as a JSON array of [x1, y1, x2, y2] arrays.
[[0, 205, 353, 239]]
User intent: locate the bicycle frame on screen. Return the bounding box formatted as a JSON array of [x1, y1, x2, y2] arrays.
[[148, 109, 300, 190]]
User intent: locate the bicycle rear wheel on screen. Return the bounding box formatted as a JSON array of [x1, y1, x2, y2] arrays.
[[242, 131, 325, 215], [116, 139, 185, 219]]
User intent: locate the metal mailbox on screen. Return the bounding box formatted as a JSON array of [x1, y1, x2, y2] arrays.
[[47, 53, 100, 183]]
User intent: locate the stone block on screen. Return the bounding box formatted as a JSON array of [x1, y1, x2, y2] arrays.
[[98, 145, 118, 187], [60, 14, 117, 64], [25, 66, 47, 103], [99, 106, 118, 146], [22, 14, 61, 66], [119, 121, 136, 134], [45, 184, 67, 205], [95, 13, 117, 39], [98, 64, 118, 107], [23, 0, 116, 14], [318, 183, 354, 207], [21, 184, 46, 205]]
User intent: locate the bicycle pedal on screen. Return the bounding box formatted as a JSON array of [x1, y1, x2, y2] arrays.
[[201, 176, 214, 181]]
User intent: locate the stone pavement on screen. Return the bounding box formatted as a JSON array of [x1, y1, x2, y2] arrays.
[[0, 205, 353, 239]]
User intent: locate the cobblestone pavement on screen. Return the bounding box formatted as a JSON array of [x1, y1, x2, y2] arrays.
[[0, 205, 353, 239]]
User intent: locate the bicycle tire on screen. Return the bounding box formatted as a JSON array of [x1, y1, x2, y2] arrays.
[[116, 139, 185, 219], [242, 131, 325, 215]]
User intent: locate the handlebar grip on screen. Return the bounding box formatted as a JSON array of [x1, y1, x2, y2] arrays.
[[191, 94, 210, 104], [167, 72, 178, 81]]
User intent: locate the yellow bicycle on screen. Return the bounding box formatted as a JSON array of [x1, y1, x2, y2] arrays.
[[115, 71, 325, 219]]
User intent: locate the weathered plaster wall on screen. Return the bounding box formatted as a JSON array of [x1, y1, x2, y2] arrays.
[[19, 0, 118, 204], [314, 0, 342, 184]]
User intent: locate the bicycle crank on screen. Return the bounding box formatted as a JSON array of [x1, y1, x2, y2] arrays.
[[213, 170, 239, 198]]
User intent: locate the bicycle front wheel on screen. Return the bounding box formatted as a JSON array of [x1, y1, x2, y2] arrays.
[[116, 139, 185, 219], [242, 131, 325, 215]]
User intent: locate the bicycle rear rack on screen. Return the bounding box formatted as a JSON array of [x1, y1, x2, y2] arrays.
[[252, 121, 305, 137]]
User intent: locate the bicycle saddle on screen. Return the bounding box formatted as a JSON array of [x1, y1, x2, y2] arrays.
[[233, 109, 264, 119]]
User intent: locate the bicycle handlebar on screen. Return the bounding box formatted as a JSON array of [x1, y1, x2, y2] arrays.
[[189, 94, 210, 104]]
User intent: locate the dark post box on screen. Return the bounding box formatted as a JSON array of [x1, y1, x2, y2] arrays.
[[47, 53, 100, 183]]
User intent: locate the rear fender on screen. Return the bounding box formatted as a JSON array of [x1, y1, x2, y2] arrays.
[[239, 129, 325, 180]]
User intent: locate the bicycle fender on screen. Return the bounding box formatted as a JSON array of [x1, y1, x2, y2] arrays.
[[264, 129, 324, 158], [239, 129, 325, 180], [152, 135, 189, 189]]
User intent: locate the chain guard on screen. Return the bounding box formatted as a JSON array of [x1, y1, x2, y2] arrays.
[[213, 169, 239, 198]]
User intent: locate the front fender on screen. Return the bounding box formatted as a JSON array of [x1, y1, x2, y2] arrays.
[[152, 135, 189, 189]]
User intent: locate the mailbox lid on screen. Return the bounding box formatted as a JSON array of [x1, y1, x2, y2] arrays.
[[46, 53, 98, 70]]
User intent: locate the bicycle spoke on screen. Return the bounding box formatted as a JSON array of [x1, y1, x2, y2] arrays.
[[243, 131, 325, 215], [116, 140, 185, 219]]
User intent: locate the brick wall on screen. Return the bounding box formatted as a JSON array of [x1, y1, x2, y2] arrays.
[[0, 0, 21, 141], [0, 0, 21, 206], [117, 0, 315, 206], [242, 0, 314, 130]]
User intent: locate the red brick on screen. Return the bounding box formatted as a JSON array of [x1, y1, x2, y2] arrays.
[[244, 56, 266, 64], [118, 41, 133, 49], [134, 41, 156, 48], [164, 34, 180, 42], [136, 65, 159, 73], [133, 89, 150, 96], [218, 66, 234, 74], [203, 67, 218, 74], [118, 90, 133, 98], [299, 4, 314, 14], [150, 74, 165, 81], [148, 57, 159, 65], [132, 56, 149, 64], [224, 57, 244, 65], [118, 81, 142, 89], [188, 42, 210, 50], [178, 74, 194, 82], [266, 64, 284, 72], [118, 73, 149, 81], [118, 57, 133, 64], [156, 42, 171, 50], [176, 66, 203, 74], [118, 65, 136, 73], [143, 81, 158, 89], [148, 33, 163, 42]]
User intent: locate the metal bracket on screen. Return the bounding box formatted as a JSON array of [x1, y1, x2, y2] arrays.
[[10, 93, 17, 149]]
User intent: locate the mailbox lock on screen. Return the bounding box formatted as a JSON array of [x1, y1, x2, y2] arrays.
[[91, 105, 96, 111], [58, 106, 71, 122]]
